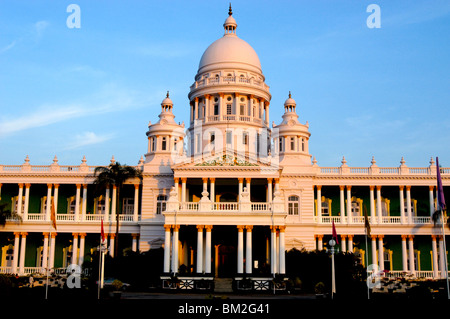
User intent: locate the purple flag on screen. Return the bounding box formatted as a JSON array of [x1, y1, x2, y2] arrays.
[[436, 157, 446, 211]]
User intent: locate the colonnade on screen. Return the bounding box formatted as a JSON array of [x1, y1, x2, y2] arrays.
[[315, 234, 448, 278], [314, 185, 437, 224], [163, 224, 286, 276], [5, 231, 140, 275], [190, 93, 269, 125], [173, 177, 279, 203], [5, 182, 140, 222]]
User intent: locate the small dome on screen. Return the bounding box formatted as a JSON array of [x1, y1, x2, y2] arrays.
[[284, 92, 296, 106], [161, 91, 173, 106], [223, 15, 237, 29]]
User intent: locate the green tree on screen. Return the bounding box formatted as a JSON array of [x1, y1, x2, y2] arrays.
[[93, 162, 142, 258], [0, 203, 22, 227]]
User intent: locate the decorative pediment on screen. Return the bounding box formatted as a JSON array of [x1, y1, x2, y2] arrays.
[[195, 154, 257, 167]]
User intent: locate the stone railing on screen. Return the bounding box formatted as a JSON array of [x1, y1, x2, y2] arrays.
[[8, 213, 139, 223], [190, 75, 270, 94]]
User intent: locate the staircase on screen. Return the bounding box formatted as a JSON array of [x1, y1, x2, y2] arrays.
[[214, 278, 233, 293]]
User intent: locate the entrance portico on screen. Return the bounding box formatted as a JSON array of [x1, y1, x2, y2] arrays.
[[162, 224, 286, 279]]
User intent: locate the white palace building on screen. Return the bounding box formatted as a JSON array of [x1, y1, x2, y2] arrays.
[[0, 7, 448, 291]]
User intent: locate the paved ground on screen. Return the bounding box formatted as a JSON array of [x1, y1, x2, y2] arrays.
[[120, 291, 317, 299]]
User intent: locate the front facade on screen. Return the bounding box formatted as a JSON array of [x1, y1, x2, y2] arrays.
[[0, 8, 448, 290]]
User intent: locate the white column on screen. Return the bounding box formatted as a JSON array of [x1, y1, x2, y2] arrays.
[[376, 186, 382, 224], [71, 233, 78, 265], [202, 178, 208, 200], [401, 235, 408, 272], [109, 234, 115, 258], [276, 230, 280, 273], [181, 178, 187, 203], [238, 178, 243, 201], [271, 226, 277, 274], [42, 232, 49, 271], [105, 188, 110, 222], [340, 186, 345, 224], [19, 232, 27, 275], [439, 236, 446, 279], [78, 233, 85, 267], [237, 226, 244, 274], [378, 235, 384, 271], [408, 235, 415, 275], [53, 184, 59, 217], [194, 97, 199, 120], [12, 232, 20, 273], [279, 226, 285, 274], [267, 178, 273, 203], [46, 183, 52, 221], [429, 186, 435, 217], [370, 186, 376, 224], [23, 184, 30, 221], [371, 236, 377, 269], [317, 186, 322, 223], [132, 234, 138, 252], [174, 178, 179, 201], [75, 184, 81, 221], [399, 186, 405, 224], [133, 184, 139, 222], [111, 186, 117, 223], [196, 225, 204, 273], [172, 225, 179, 273], [245, 226, 253, 274], [210, 178, 215, 203], [346, 186, 352, 224], [48, 233, 56, 270], [81, 184, 87, 221], [406, 186, 412, 224], [246, 178, 251, 199], [432, 235, 439, 278], [348, 235, 354, 253], [17, 184, 23, 216], [205, 226, 212, 274], [164, 225, 171, 273], [219, 93, 224, 119], [341, 235, 347, 252], [317, 235, 323, 250]]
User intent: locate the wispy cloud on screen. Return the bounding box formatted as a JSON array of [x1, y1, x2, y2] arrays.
[[34, 20, 49, 39], [0, 40, 17, 54], [0, 83, 161, 138], [65, 131, 114, 150]]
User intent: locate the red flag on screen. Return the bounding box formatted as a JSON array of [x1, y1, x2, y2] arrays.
[[50, 197, 57, 230], [101, 218, 105, 243], [332, 220, 339, 244]]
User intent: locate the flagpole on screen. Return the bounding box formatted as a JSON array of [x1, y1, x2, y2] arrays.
[[365, 233, 370, 299], [441, 210, 450, 299], [45, 227, 51, 300], [98, 234, 102, 299]]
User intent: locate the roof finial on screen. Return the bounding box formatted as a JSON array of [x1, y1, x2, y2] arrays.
[[228, 3, 232, 16], [166, 91, 169, 98], [289, 91, 291, 98]]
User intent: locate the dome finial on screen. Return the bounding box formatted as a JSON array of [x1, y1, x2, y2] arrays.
[[228, 3, 232, 16], [166, 91, 169, 98], [289, 91, 291, 98]]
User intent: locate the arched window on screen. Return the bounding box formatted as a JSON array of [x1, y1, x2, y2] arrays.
[[288, 195, 299, 215], [156, 195, 167, 215]]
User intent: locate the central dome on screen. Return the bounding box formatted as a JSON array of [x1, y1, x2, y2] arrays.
[[198, 36, 262, 74], [197, 7, 262, 75]]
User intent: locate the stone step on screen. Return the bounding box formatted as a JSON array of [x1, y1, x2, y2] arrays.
[[214, 278, 233, 293]]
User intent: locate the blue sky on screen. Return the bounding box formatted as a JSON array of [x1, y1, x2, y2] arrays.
[[0, 0, 449, 168]]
